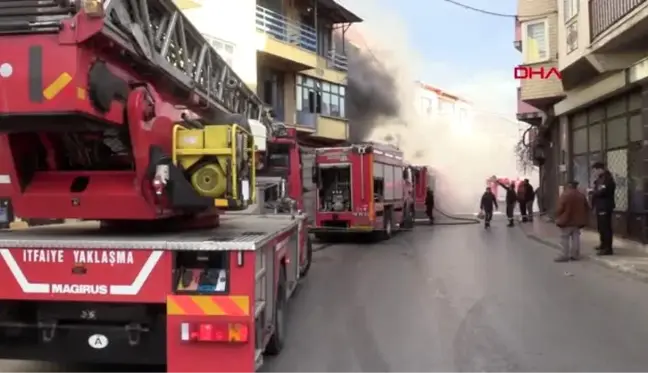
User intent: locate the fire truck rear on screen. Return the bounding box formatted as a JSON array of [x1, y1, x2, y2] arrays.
[[0, 0, 309, 371], [310, 143, 415, 240]]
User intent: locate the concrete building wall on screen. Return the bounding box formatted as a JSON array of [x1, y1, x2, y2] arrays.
[[517, 0, 563, 105], [556, 0, 590, 70]]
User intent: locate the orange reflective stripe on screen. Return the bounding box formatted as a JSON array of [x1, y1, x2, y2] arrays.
[[167, 295, 250, 316]]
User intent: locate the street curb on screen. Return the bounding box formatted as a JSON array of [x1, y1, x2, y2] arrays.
[[520, 227, 648, 283]]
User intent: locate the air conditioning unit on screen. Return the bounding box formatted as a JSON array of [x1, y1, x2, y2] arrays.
[[513, 40, 522, 51]]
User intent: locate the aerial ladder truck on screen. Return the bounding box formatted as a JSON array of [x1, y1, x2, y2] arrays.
[[0, 0, 310, 371]]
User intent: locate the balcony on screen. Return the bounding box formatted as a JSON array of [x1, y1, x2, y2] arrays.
[[256, 5, 353, 76], [314, 116, 348, 140], [256, 5, 319, 70], [327, 50, 348, 72], [589, 0, 648, 53], [295, 111, 348, 140]]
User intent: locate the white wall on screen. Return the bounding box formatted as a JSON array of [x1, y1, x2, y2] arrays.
[[557, 0, 590, 70], [413, 84, 473, 129], [179, 0, 258, 88]]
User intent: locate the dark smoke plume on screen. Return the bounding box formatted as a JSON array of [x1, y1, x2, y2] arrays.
[[341, 36, 401, 142]]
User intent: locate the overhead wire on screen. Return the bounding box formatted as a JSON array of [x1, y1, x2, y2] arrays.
[[439, 0, 557, 19]]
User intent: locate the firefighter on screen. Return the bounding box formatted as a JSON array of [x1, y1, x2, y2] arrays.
[[523, 179, 536, 222], [493, 176, 517, 227], [480, 187, 498, 229], [517, 180, 528, 222], [425, 187, 435, 225]]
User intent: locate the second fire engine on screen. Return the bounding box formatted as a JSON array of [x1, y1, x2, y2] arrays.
[[310, 142, 415, 240]]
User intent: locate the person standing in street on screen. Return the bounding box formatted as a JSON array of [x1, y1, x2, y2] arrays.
[[479, 186, 498, 229], [590, 162, 616, 256], [554, 181, 590, 262], [523, 179, 536, 222], [493, 177, 517, 227], [425, 187, 435, 225], [516, 180, 528, 222]]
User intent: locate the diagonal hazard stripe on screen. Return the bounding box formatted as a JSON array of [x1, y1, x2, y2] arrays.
[[167, 295, 205, 315], [192, 296, 225, 315], [43, 72, 72, 100], [166, 297, 185, 315], [231, 296, 250, 315], [218, 295, 249, 316], [167, 295, 250, 316]]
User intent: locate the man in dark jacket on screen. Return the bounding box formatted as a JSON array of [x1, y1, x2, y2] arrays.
[[523, 179, 536, 222], [590, 162, 616, 255], [554, 181, 590, 262], [494, 177, 517, 227], [516, 181, 528, 222], [425, 188, 435, 225], [480, 187, 498, 228]]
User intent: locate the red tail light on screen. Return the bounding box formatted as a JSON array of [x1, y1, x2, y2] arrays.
[[181, 322, 249, 343]]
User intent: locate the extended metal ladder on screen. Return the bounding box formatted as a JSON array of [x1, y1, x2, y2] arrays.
[[101, 0, 265, 123], [0, 0, 268, 124]]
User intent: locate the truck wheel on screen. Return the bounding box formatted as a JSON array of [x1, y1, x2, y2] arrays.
[[381, 211, 393, 240], [314, 232, 329, 242], [407, 204, 415, 228], [299, 237, 313, 278], [265, 266, 287, 356]]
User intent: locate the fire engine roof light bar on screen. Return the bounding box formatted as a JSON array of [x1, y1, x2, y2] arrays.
[[99, 0, 268, 125]]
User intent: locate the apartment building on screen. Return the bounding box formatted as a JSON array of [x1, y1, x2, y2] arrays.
[[416, 82, 472, 128], [519, 0, 648, 242], [175, 0, 361, 144]]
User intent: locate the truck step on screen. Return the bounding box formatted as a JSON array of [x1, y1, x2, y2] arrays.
[[255, 349, 264, 371]]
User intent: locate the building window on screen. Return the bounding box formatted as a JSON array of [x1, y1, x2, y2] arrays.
[[563, 0, 579, 22], [438, 99, 454, 115], [458, 108, 468, 123], [521, 19, 549, 64], [204, 35, 235, 66], [420, 97, 433, 117], [296, 75, 346, 118], [566, 21, 578, 54]]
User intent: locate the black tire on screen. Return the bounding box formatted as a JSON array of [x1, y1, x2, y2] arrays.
[[402, 205, 414, 229], [381, 211, 393, 240], [299, 237, 313, 278], [265, 266, 286, 356], [314, 232, 329, 243]]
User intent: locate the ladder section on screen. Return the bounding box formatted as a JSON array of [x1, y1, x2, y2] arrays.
[[0, 0, 73, 33], [103, 0, 265, 123]]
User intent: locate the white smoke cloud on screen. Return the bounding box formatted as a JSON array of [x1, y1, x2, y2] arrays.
[[339, 0, 538, 214]]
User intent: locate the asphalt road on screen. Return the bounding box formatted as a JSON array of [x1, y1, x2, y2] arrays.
[[5, 221, 648, 371], [264, 221, 648, 372]]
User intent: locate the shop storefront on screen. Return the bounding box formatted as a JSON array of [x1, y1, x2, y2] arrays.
[[566, 89, 644, 241]]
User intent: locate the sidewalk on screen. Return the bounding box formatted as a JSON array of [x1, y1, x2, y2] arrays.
[[519, 217, 648, 282]]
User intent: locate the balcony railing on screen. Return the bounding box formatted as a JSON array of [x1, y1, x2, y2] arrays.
[[327, 50, 348, 71], [256, 5, 317, 53], [590, 0, 646, 40]]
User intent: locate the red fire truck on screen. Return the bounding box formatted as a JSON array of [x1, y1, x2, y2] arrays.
[[0, 0, 309, 371], [310, 142, 415, 240]]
